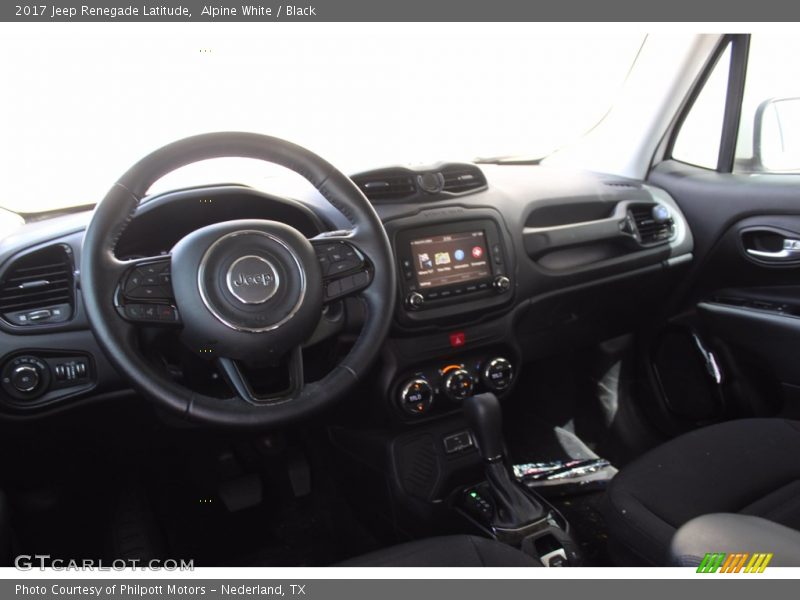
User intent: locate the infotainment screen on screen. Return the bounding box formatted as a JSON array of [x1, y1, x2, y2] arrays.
[[410, 231, 491, 289]]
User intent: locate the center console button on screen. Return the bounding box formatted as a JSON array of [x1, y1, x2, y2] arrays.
[[493, 275, 511, 293], [483, 357, 513, 391], [406, 292, 425, 310], [443, 368, 474, 402], [398, 378, 434, 416]]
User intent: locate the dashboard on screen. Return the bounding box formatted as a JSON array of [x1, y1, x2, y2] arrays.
[[0, 161, 694, 421]]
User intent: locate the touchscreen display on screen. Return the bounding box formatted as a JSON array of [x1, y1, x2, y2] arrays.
[[410, 231, 491, 289]]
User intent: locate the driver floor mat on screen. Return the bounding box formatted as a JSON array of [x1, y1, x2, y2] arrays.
[[141, 444, 381, 566]]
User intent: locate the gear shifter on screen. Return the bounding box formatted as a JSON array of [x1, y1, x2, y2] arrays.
[[463, 392, 545, 531]]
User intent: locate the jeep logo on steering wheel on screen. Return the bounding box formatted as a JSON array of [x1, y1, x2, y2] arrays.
[[225, 255, 280, 304]]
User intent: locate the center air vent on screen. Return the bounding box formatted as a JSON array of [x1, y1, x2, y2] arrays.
[[629, 204, 674, 245], [0, 245, 74, 326], [441, 165, 487, 194], [352, 163, 487, 203], [352, 171, 416, 201]]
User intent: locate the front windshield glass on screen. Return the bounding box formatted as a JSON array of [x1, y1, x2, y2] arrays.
[[0, 24, 645, 214]]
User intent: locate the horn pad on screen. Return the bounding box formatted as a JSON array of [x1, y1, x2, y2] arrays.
[[170, 220, 323, 361]]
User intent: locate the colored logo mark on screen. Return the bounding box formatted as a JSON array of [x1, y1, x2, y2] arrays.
[[454, 249, 465, 261], [471, 246, 484, 259], [696, 552, 773, 573]]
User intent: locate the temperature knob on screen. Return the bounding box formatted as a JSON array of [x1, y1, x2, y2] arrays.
[[483, 357, 513, 392], [399, 378, 434, 416], [444, 368, 475, 402]]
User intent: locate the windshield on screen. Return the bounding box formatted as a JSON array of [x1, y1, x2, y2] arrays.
[[0, 24, 645, 214]]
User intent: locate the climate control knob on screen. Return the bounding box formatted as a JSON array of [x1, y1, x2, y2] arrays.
[[483, 357, 513, 392], [444, 368, 475, 402], [398, 378, 434, 416]]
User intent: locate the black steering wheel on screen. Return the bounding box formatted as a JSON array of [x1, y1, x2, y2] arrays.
[[81, 132, 395, 427]]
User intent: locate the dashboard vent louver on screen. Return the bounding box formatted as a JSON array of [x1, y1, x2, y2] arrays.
[[0, 245, 74, 315], [352, 172, 417, 201], [441, 165, 487, 194], [629, 204, 673, 245]]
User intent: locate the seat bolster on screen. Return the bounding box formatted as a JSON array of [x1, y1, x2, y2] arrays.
[[670, 513, 800, 567]]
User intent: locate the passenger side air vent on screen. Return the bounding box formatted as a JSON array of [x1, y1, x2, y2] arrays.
[[0, 245, 74, 326], [629, 203, 675, 245], [352, 171, 417, 201], [441, 165, 487, 194]]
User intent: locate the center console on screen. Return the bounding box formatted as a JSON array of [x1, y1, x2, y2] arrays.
[[332, 207, 580, 565], [377, 208, 520, 422]]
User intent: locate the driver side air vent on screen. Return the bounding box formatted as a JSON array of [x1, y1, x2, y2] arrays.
[[441, 165, 487, 193], [0, 245, 75, 326], [352, 171, 417, 201]]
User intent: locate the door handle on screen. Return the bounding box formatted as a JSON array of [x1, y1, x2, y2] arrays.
[[745, 238, 800, 260]]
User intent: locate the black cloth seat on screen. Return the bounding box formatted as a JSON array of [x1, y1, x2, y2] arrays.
[[339, 535, 540, 567], [605, 418, 800, 565]]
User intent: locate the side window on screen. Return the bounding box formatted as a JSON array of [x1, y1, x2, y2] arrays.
[[671, 44, 731, 170], [735, 35, 800, 173]]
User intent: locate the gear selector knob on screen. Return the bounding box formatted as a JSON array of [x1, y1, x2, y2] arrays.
[[463, 392, 504, 462]]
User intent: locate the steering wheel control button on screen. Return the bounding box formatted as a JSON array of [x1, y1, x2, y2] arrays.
[[124, 261, 173, 300], [483, 357, 514, 392], [157, 305, 179, 322], [324, 269, 372, 302], [225, 255, 280, 304], [124, 304, 145, 320], [325, 279, 342, 299], [314, 241, 365, 278], [399, 378, 434, 416], [314, 241, 371, 303], [120, 303, 180, 324]]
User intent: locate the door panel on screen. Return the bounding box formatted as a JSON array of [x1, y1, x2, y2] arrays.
[[646, 160, 800, 425]]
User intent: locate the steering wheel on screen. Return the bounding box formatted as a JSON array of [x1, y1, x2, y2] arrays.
[[80, 132, 396, 427]]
